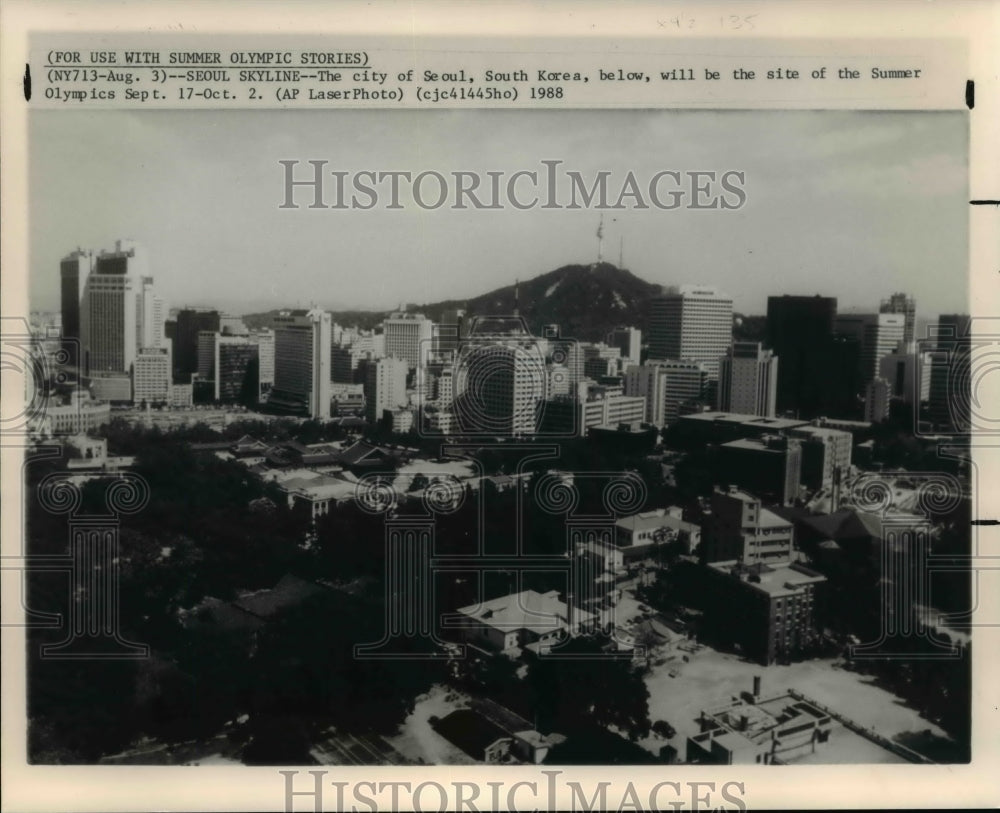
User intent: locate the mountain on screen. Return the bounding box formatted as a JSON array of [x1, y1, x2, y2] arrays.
[[413, 262, 662, 342], [242, 262, 763, 344]]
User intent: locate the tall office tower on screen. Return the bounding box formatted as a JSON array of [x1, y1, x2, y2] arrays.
[[607, 326, 642, 364], [822, 333, 863, 418], [928, 313, 972, 432], [132, 346, 172, 406], [60, 249, 91, 366], [81, 240, 150, 377], [270, 308, 332, 419], [215, 336, 260, 404], [647, 285, 733, 381], [196, 330, 217, 380], [363, 356, 409, 424], [137, 276, 167, 350], [864, 377, 892, 423], [624, 359, 707, 427], [879, 349, 931, 405], [453, 339, 547, 436], [254, 329, 275, 390], [833, 312, 906, 385], [879, 292, 916, 350], [717, 342, 779, 417], [383, 311, 434, 369], [766, 295, 838, 417], [173, 308, 220, 384]]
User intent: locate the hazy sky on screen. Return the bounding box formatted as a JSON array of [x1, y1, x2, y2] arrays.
[[30, 109, 968, 317]]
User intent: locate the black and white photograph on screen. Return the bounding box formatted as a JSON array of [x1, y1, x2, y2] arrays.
[[2, 4, 998, 812], [22, 106, 974, 766]]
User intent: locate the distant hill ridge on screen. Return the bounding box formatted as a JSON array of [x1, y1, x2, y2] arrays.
[[243, 261, 763, 344]]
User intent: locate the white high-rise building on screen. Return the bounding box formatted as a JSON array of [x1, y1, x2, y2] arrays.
[[879, 292, 916, 351], [717, 342, 779, 417], [254, 329, 275, 387], [834, 312, 906, 385], [132, 346, 171, 406], [648, 285, 733, 381], [137, 276, 167, 350], [270, 308, 332, 419], [363, 356, 409, 424], [81, 240, 148, 376], [383, 311, 434, 369]]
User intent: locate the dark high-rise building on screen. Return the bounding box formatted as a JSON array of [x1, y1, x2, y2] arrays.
[[928, 313, 971, 432], [765, 295, 837, 417], [174, 308, 220, 384], [60, 250, 91, 367], [216, 340, 260, 405]]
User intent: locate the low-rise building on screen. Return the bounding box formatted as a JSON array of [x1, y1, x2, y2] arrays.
[[687, 679, 834, 764], [718, 435, 802, 505], [701, 487, 794, 566], [282, 472, 360, 519], [787, 424, 853, 493], [34, 390, 111, 435], [703, 559, 826, 665], [576, 507, 702, 572], [453, 589, 595, 654]]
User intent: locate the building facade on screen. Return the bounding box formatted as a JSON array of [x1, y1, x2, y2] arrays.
[[383, 311, 434, 369], [717, 342, 778, 418], [60, 249, 91, 367], [607, 326, 642, 363], [270, 308, 332, 419], [833, 312, 906, 386], [765, 295, 838, 418], [718, 435, 803, 506], [701, 487, 794, 566], [648, 285, 733, 381], [879, 292, 916, 350], [363, 355, 409, 424], [81, 240, 148, 376], [132, 347, 171, 405]]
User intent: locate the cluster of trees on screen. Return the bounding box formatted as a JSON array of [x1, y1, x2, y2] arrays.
[[26, 423, 318, 762], [100, 415, 353, 456], [452, 635, 653, 755]]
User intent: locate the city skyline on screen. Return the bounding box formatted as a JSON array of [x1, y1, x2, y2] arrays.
[[30, 110, 968, 317]]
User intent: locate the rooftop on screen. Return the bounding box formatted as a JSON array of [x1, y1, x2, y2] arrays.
[[709, 560, 826, 597], [456, 589, 595, 635], [681, 412, 808, 431], [758, 508, 792, 529], [616, 508, 699, 535], [283, 473, 358, 502]]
